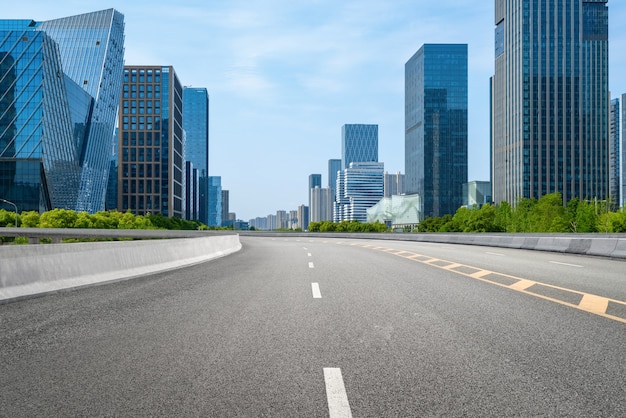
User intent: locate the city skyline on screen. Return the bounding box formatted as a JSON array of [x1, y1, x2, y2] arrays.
[[4, 2, 626, 220]]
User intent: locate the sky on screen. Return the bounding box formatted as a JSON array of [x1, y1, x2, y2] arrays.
[[5, 1, 626, 220]]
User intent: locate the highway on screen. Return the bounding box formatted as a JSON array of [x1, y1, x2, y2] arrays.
[[1, 236, 625, 416]]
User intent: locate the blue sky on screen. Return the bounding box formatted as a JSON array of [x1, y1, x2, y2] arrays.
[[5, 1, 626, 220]]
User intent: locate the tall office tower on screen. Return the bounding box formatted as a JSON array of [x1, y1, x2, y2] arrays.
[[184, 161, 199, 221], [384, 171, 405, 197], [335, 162, 384, 222], [118, 66, 185, 218], [308, 173, 322, 223], [492, 0, 609, 206], [622, 94, 626, 208], [310, 186, 334, 222], [0, 9, 125, 213], [610, 98, 620, 207], [106, 129, 119, 210], [221, 190, 229, 226], [328, 159, 342, 190], [276, 210, 288, 230], [297, 204, 310, 230], [183, 87, 209, 223], [341, 124, 378, 170], [208, 176, 222, 227], [405, 44, 468, 219]]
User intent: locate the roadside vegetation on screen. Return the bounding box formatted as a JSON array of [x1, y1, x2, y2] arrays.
[[308, 219, 388, 233], [417, 193, 626, 233]]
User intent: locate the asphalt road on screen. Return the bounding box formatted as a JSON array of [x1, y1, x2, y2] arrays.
[[1, 237, 625, 417]]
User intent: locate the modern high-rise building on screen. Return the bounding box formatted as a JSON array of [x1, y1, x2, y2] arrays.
[[334, 162, 384, 222], [183, 87, 209, 223], [384, 171, 405, 197], [308, 173, 322, 224], [622, 94, 626, 208], [297, 204, 309, 231], [491, 0, 609, 206], [118, 66, 185, 218], [610, 98, 620, 208], [328, 159, 342, 190], [310, 186, 334, 223], [221, 189, 229, 226], [208, 176, 222, 227], [184, 161, 199, 221], [341, 124, 378, 170], [0, 9, 125, 213], [405, 44, 468, 219]]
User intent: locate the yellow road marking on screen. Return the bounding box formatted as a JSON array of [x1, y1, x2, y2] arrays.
[[337, 241, 626, 325]]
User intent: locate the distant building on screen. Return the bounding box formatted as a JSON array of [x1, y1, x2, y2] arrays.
[[328, 159, 342, 190], [310, 186, 334, 222], [208, 176, 222, 227], [298, 205, 309, 230], [221, 190, 229, 226], [463, 181, 492, 208], [308, 174, 322, 224], [492, 0, 609, 205], [119, 66, 185, 218], [384, 172, 405, 198], [183, 87, 209, 223], [185, 161, 199, 220], [405, 44, 468, 219], [341, 124, 378, 170], [276, 210, 289, 230], [335, 162, 384, 222], [610, 98, 620, 208], [0, 9, 125, 213]]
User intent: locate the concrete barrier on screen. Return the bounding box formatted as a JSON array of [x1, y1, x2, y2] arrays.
[[0, 235, 241, 302]]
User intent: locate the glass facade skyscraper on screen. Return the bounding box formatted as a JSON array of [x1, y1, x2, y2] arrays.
[[118, 66, 185, 218], [183, 87, 209, 223], [341, 124, 378, 170], [405, 44, 468, 219], [208, 176, 222, 227], [0, 9, 124, 213], [492, 0, 609, 206]]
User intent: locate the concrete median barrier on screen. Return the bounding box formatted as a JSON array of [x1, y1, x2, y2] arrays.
[[0, 235, 241, 302]]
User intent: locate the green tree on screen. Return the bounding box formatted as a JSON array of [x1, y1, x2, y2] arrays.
[[19, 211, 40, 228], [39, 209, 78, 228]]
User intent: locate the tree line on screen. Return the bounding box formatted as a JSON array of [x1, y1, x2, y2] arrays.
[[0, 208, 211, 231], [417, 193, 626, 233]]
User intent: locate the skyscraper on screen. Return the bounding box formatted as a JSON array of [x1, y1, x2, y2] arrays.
[[328, 159, 342, 190], [118, 66, 185, 218], [308, 174, 322, 224], [310, 186, 333, 223], [610, 98, 620, 208], [492, 0, 609, 206], [0, 9, 125, 213], [384, 172, 405, 198], [341, 124, 378, 170], [335, 162, 384, 222], [208, 176, 222, 227], [622, 94, 626, 208], [405, 44, 468, 219], [183, 87, 209, 223]]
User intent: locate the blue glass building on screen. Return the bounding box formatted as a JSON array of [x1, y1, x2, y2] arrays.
[[341, 124, 378, 170], [208, 176, 222, 227], [183, 87, 209, 223], [405, 44, 468, 219], [0, 9, 125, 213], [492, 0, 609, 205], [328, 159, 341, 190]]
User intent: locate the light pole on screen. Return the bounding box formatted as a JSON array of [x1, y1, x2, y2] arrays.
[[0, 198, 19, 228]]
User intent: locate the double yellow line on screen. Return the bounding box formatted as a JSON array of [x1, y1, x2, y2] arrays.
[[341, 242, 626, 325]]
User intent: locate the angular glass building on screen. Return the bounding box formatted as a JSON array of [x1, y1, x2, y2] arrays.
[[405, 44, 468, 219], [0, 9, 125, 213], [183, 87, 209, 223], [491, 0, 609, 206], [341, 124, 378, 170]]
